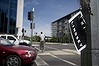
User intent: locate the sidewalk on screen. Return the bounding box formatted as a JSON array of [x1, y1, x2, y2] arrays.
[[33, 42, 73, 45]]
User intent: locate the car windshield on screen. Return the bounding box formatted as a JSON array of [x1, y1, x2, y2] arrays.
[[0, 38, 14, 46]]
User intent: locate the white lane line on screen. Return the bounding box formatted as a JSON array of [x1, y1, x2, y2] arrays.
[[35, 56, 49, 66], [50, 54, 78, 66]]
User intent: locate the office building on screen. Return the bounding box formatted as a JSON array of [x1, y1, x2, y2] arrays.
[[51, 10, 79, 37], [0, 0, 24, 38]]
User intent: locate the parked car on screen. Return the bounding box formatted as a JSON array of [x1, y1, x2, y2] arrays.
[[0, 34, 31, 46], [0, 37, 37, 66], [19, 40, 31, 46]]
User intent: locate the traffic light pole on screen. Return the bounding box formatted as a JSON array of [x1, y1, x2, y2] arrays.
[[30, 8, 34, 46], [27, 8, 35, 46]]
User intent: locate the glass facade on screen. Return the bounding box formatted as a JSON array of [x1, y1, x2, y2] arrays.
[[0, 0, 17, 34]]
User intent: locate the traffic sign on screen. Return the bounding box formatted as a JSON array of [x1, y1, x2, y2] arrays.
[[68, 11, 86, 54], [30, 23, 35, 29]]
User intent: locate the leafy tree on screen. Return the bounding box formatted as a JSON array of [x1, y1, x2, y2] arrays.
[[50, 34, 72, 43]]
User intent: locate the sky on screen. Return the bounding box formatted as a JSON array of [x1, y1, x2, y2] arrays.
[[23, 0, 80, 37]]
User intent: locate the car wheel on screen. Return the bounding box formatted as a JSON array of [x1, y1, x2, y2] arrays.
[[5, 55, 21, 66]]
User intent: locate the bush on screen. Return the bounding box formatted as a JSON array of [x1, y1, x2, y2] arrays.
[[33, 36, 40, 42], [50, 34, 72, 43]]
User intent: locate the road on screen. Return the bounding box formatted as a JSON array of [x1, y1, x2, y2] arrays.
[[31, 43, 81, 66], [1, 43, 80, 66]]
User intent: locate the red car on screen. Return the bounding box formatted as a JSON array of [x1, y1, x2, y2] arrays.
[[0, 38, 37, 66]]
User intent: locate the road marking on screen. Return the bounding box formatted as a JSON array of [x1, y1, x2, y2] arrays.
[[38, 51, 79, 66], [45, 46, 78, 55], [38, 51, 51, 55], [50, 54, 78, 66], [35, 56, 49, 66], [38, 50, 75, 55], [49, 50, 75, 55], [37, 45, 79, 66], [45, 46, 58, 50], [62, 49, 79, 55]]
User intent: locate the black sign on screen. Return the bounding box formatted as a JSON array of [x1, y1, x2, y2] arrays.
[[30, 23, 35, 29], [68, 11, 86, 54]]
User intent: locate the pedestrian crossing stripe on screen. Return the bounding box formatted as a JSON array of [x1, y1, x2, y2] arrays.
[[35, 54, 79, 66], [35, 56, 49, 66]]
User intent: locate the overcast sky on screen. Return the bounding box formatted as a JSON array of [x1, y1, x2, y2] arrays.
[[23, 0, 80, 37]]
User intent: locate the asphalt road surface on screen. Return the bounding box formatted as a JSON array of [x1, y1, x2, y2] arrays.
[[32, 43, 81, 66], [1, 43, 81, 66]]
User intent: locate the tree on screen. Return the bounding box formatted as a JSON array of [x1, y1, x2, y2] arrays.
[[33, 36, 40, 42]]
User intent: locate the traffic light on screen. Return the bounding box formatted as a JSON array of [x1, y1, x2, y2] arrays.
[[28, 11, 33, 21], [28, 12, 30, 20]]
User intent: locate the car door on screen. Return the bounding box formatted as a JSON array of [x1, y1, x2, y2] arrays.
[[0, 39, 5, 62], [0, 46, 3, 62]]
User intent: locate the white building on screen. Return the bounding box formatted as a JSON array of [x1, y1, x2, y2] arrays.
[[16, 0, 24, 39]]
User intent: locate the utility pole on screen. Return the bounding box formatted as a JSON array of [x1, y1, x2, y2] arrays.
[[90, 0, 99, 66], [81, 0, 99, 66], [80, 0, 92, 66]]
